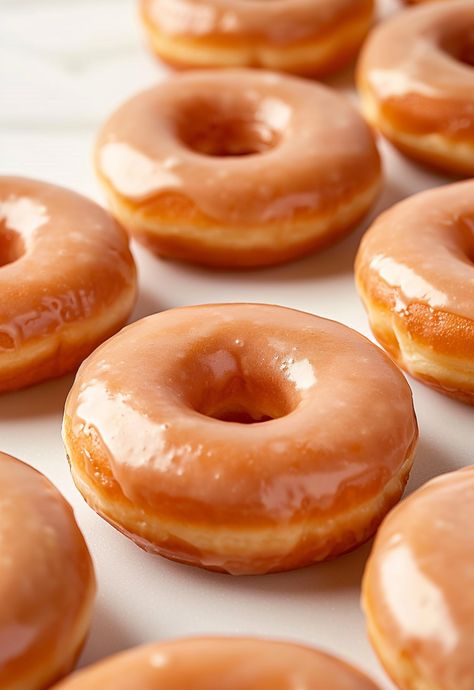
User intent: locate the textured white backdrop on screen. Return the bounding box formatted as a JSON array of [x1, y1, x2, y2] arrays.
[[0, 1, 472, 687]]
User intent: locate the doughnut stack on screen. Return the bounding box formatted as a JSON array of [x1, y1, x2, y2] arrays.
[[1, 0, 473, 689]]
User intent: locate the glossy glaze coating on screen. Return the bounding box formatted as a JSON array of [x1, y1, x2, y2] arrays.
[[0, 452, 95, 690], [355, 180, 474, 403], [63, 304, 417, 574], [363, 467, 474, 690], [0, 177, 137, 392], [140, 0, 374, 76], [357, 0, 474, 175], [53, 637, 382, 690], [95, 70, 381, 267]]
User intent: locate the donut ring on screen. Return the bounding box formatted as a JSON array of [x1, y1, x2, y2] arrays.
[[0, 177, 137, 393], [95, 70, 381, 268], [0, 452, 95, 690], [357, 0, 474, 175], [355, 180, 474, 404], [63, 304, 418, 575], [51, 637, 382, 690], [139, 0, 375, 77], [363, 467, 474, 690]]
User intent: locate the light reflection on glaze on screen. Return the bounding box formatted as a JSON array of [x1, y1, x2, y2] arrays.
[[47, 638, 383, 690], [65, 304, 417, 523], [356, 180, 474, 321], [365, 68, 439, 100], [201, 349, 239, 380], [363, 467, 474, 690], [380, 538, 458, 652], [370, 255, 448, 310], [75, 381, 183, 477], [0, 196, 48, 240], [0, 452, 95, 688], [95, 70, 380, 225], [149, 651, 169, 669], [150, 0, 218, 36], [255, 97, 291, 132], [261, 464, 375, 519], [100, 143, 182, 198], [280, 357, 317, 390]]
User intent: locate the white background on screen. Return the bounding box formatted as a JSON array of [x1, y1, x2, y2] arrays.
[[0, 1, 472, 687]]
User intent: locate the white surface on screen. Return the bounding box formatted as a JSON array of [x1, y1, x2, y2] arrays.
[[0, 0, 472, 687]]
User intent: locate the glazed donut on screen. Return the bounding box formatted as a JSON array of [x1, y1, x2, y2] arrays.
[[357, 0, 474, 175], [139, 0, 375, 77], [0, 177, 136, 393], [95, 70, 381, 268], [0, 451, 95, 690], [63, 304, 418, 575], [51, 637, 382, 690], [355, 180, 474, 404], [363, 466, 474, 690]]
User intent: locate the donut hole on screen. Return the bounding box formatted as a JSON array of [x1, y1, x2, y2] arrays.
[[441, 29, 474, 67], [194, 373, 295, 424], [176, 96, 288, 157], [0, 227, 25, 268], [198, 396, 286, 424], [182, 344, 299, 424], [207, 407, 272, 424]]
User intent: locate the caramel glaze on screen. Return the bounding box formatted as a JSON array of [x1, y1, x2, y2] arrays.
[[0, 177, 137, 393], [63, 304, 417, 575], [357, 0, 474, 175], [52, 637, 382, 690], [139, 0, 374, 76], [355, 180, 474, 404], [0, 452, 95, 690], [95, 69, 381, 268], [363, 467, 474, 690]]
